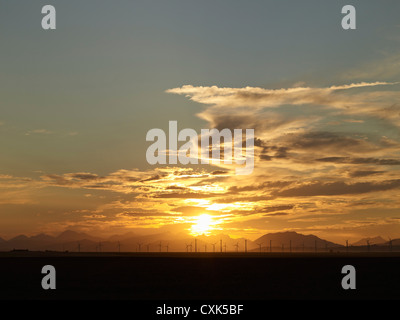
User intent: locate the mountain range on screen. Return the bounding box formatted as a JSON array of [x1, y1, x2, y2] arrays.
[[0, 230, 395, 252]]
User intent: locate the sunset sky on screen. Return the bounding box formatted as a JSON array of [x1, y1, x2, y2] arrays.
[[1, 0, 400, 243]]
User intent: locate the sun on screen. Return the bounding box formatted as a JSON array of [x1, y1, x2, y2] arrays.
[[190, 214, 215, 236]]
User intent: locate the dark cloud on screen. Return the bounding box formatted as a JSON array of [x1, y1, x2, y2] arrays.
[[261, 205, 294, 213], [317, 157, 400, 165], [262, 212, 289, 217], [228, 181, 293, 194], [274, 179, 400, 197], [166, 186, 188, 190], [139, 175, 164, 182], [287, 131, 369, 151], [348, 170, 385, 178], [69, 173, 99, 180], [211, 170, 228, 175], [41, 174, 71, 186]]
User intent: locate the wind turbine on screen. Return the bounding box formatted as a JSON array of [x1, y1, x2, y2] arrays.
[[234, 242, 239, 253], [212, 242, 216, 252], [159, 241, 162, 252], [117, 241, 121, 253], [224, 242, 227, 253], [389, 238, 393, 252], [245, 239, 247, 253], [346, 240, 348, 253], [269, 240, 272, 253], [367, 239, 370, 252], [137, 242, 143, 253], [165, 243, 169, 253], [220, 239, 222, 253], [257, 243, 262, 253]]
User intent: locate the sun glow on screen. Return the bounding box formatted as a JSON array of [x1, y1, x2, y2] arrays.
[[190, 214, 216, 236]]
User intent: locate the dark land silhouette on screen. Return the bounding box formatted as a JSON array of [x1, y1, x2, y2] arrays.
[[0, 230, 398, 253], [1, 230, 400, 300], [1, 251, 400, 300]]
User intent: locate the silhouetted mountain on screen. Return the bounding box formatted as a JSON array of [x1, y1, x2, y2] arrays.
[[107, 232, 137, 242], [352, 236, 386, 246], [56, 230, 101, 242], [7, 230, 398, 253], [30, 233, 55, 242], [0, 237, 5, 243], [254, 231, 342, 250], [9, 235, 29, 242]]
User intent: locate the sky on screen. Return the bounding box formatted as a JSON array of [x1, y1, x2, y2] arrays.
[[0, 0, 400, 243]]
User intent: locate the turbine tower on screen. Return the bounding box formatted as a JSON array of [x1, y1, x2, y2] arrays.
[[257, 243, 262, 253], [220, 239, 222, 253], [346, 240, 348, 253], [117, 241, 121, 253], [212, 242, 216, 253], [269, 240, 272, 253], [367, 239, 370, 252], [234, 242, 239, 253], [389, 238, 393, 252], [245, 239, 247, 253], [137, 242, 143, 253]]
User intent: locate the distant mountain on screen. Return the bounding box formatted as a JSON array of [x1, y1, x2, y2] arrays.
[[254, 231, 342, 250], [0, 230, 347, 252], [30, 233, 55, 242], [9, 235, 29, 242], [352, 236, 387, 246], [107, 232, 137, 242], [0, 237, 5, 243], [56, 230, 101, 242]]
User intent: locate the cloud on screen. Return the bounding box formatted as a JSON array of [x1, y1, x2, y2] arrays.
[[274, 180, 400, 197], [166, 82, 397, 109], [316, 157, 400, 166], [167, 82, 400, 128], [25, 129, 53, 136], [348, 170, 385, 178]]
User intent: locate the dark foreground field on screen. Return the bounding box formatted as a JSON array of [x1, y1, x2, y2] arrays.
[[0, 252, 399, 300]]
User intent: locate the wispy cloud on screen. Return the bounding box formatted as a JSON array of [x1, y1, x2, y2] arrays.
[[25, 129, 53, 136]]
